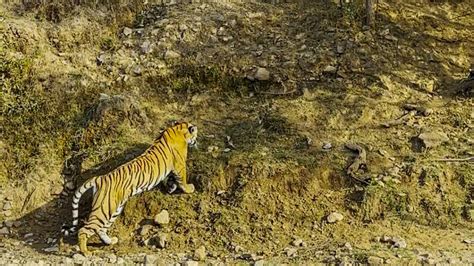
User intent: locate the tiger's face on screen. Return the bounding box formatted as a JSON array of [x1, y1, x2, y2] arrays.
[[171, 122, 198, 147]]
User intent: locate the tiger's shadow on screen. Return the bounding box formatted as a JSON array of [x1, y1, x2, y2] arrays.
[[6, 143, 174, 255]]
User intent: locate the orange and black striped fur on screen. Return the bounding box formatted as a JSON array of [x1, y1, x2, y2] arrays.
[[62, 122, 198, 255]]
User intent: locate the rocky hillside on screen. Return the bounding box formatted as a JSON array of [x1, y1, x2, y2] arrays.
[[0, 0, 473, 264]]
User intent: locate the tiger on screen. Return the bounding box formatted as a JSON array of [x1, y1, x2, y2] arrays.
[[61, 122, 198, 256]]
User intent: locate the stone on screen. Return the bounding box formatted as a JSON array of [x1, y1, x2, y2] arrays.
[[323, 65, 337, 74], [0, 227, 9, 235], [254, 260, 265, 266], [254, 67, 270, 81], [43, 245, 59, 252], [183, 261, 199, 266], [106, 254, 117, 263], [418, 131, 449, 148], [322, 142, 332, 150], [285, 247, 297, 257], [117, 257, 125, 264], [140, 41, 152, 54], [392, 237, 407, 248], [157, 233, 167, 248], [292, 239, 304, 247], [140, 224, 154, 236], [343, 242, 352, 251], [4, 220, 13, 228], [3, 202, 12, 211], [65, 181, 75, 191], [132, 66, 142, 76], [164, 50, 181, 60], [367, 256, 384, 265], [154, 210, 170, 226], [144, 254, 159, 265], [72, 253, 86, 263], [327, 212, 344, 223], [123, 27, 133, 36], [194, 245, 206, 261]]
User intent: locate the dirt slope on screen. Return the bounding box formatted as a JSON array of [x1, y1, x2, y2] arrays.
[[0, 0, 473, 264]]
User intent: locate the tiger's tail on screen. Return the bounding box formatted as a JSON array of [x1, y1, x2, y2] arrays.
[[61, 177, 97, 236]]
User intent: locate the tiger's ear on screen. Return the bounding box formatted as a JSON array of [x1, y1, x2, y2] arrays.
[[188, 125, 197, 133], [169, 120, 179, 126]]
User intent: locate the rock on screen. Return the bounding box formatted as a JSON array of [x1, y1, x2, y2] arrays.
[[144, 254, 159, 265], [285, 247, 297, 257], [392, 237, 407, 248], [343, 242, 352, 251], [183, 261, 199, 266], [463, 239, 474, 244], [418, 131, 449, 148], [157, 233, 167, 248], [327, 212, 344, 223], [132, 66, 142, 76], [140, 224, 154, 236], [4, 220, 13, 228], [96, 54, 106, 65], [65, 181, 75, 191], [164, 50, 181, 60], [140, 41, 152, 54], [3, 202, 12, 211], [0, 227, 9, 235], [254, 260, 265, 266], [117, 257, 125, 264], [254, 67, 270, 81], [323, 65, 337, 74], [123, 27, 133, 36], [292, 239, 304, 247], [43, 245, 59, 253], [106, 254, 117, 263], [72, 253, 86, 263], [194, 245, 206, 261], [154, 210, 170, 226], [322, 142, 332, 150], [367, 256, 384, 265]]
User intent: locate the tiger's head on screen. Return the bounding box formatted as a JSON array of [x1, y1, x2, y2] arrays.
[[167, 121, 198, 147]]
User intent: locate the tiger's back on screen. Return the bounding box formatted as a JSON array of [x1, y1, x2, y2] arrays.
[[62, 122, 198, 256]]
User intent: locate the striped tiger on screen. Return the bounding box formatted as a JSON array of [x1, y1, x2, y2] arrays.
[[61, 122, 198, 256]]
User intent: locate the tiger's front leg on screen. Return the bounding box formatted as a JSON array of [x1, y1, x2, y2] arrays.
[[173, 165, 194, 194]]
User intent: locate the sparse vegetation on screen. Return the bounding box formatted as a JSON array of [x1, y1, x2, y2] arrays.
[[0, 0, 473, 264]]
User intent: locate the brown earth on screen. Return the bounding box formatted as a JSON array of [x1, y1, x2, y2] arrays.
[[0, 0, 473, 264]]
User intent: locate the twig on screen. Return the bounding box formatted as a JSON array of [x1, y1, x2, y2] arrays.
[[432, 157, 474, 162], [200, 119, 227, 126], [381, 110, 416, 128], [256, 89, 297, 96], [345, 143, 370, 185]]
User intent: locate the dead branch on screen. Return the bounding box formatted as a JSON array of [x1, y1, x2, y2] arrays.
[[432, 157, 474, 162], [345, 143, 369, 184], [381, 110, 416, 128]]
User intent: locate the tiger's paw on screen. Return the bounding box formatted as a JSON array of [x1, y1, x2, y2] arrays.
[[180, 184, 195, 194]]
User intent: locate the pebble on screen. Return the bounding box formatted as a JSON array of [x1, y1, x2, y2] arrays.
[[164, 50, 181, 60], [106, 254, 117, 263], [3, 201, 12, 211], [65, 181, 75, 191], [3, 210, 12, 217], [154, 210, 170, 226], [254, 260, 265, 266], [418, 131, 449, 148], [140, 41, 152, 54], [72, 253, 86, 263], [367, 256, 384, 265], [0, 227, 9, 235], [327, 212, 344, 223], [133, 66, 142, 76], [140, 224, 154, 236], [4, 220, 13, 228], [194, 245, 206, 261], [123, 27, 133, 36], [43, 245, 59, 252], [183, 261, 199, 266], [392, 237, 407, 248], [254, 67, 270, 81], [292, 238, 304, 247], [285, 247, 297, 257], [157, 233, 167, 248], [322, 142, 332, 150], [144, 254, 159, 265], [323, 65, 337, 74]]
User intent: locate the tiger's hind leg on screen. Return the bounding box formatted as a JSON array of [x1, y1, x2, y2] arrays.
[[97, 204, 124, 246]]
